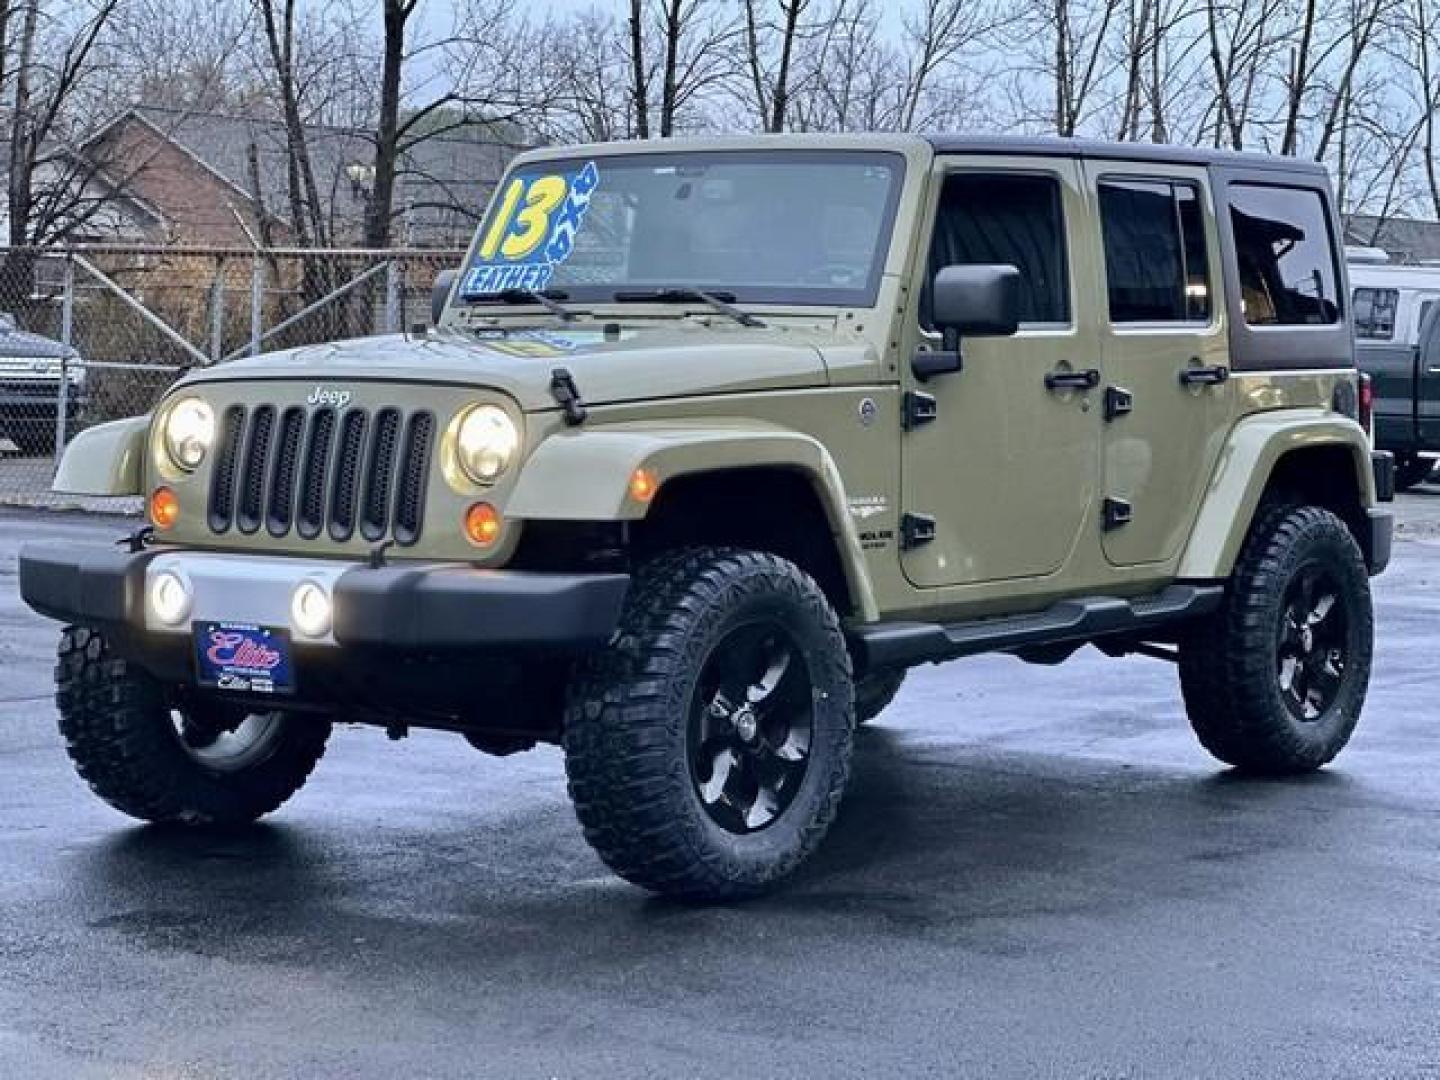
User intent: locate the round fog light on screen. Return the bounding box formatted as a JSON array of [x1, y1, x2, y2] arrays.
[[149, 570, 193, 626], [291, 580, 333, 638]]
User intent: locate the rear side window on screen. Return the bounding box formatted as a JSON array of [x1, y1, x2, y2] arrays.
[[1228, 184, 1340, 326], [926, 173, 1070, 326], [1352, 287, 1398, 340], [1098, 179, 1211, 323]]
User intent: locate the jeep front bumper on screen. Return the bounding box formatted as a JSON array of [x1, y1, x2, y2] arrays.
[[19, 543, 630, 654]]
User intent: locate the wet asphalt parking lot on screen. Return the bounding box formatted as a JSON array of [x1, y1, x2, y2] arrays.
[[1, 501, 1439, 1079]]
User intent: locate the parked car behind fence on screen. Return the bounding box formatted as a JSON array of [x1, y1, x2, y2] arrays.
[[0, 313, 84, 457]]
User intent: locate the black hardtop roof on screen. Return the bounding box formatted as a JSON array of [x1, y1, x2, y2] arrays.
[[923, 134, 1330, 177]]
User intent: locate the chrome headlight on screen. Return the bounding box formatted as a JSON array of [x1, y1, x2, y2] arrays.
[[455, 405, 519, 484], [161, 396, 215, 472]]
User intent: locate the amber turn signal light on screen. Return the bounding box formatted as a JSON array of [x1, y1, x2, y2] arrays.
[[149, 486, 180, 530], [629, 468, 659, 504], [464, 502, 502, 547]]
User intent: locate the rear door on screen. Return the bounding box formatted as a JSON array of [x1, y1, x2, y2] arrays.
[[1085, 162, 1232, 568]]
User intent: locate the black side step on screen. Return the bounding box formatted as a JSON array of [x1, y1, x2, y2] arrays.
[[850, 584, 1223, 670]]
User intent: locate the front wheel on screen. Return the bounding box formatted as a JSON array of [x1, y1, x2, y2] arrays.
[[56, 626, 331, 824], [1178, 505, 1373, 775], [563, 548, 854, 899]]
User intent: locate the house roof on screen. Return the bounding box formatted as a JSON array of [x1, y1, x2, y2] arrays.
[[1344, 214, 1440, 265], [89, 105, 519, 247]]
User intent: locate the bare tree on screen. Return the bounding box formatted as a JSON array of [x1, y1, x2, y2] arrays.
[[4, 0, 124, 247], [363, 0, 414, 250], [740, 0, 811, 132], [1309, 0, 1394, 161], [625, 0, 739, 137], [252, 0, 332, 247], [1401, 0, 1440, 220], [629, 0, 651, 137], [103, 0, 258, 113], [1004, 0, 1123, 135]]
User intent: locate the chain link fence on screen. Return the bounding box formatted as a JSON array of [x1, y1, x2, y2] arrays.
[[0, 245, 464, 511]]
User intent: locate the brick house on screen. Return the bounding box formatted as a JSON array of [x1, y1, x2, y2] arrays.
[[69, 106, 519, 249]]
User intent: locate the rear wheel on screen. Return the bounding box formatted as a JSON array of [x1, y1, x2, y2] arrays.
[[563, 548, 854, 899], [1393, 453, 1434, 491], [1178, 505, 1372, 774], [56, 626, 330, 824]]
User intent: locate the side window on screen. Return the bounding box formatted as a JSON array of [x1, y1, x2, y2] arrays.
[[1352, 287, 1398, 340], [1228, 183, 1340, 326], [925, 172, 1069, 326], [1098, 178, 1211, 323]]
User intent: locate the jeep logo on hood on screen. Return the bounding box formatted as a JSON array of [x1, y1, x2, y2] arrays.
[[307, 386, 353, 409]]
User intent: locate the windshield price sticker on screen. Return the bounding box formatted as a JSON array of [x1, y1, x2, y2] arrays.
[[463, 161, 599, 296]]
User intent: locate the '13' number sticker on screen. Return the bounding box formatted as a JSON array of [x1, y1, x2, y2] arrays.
[[463, 162, 600, 296]]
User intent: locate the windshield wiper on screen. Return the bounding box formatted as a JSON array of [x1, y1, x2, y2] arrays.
[[612, 287, 765, 328], [465, 287, 575, 321]]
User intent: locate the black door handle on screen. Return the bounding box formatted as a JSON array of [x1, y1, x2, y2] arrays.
[[1044, 368, 1101, 391], [1179, 364, 1229, 386]]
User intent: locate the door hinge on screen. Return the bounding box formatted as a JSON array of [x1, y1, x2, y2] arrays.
[[1102, 497, 1133, 531], [900, 512, 937, 549], [901, 390, 938, 431], [1104, 385, 1133, 422]]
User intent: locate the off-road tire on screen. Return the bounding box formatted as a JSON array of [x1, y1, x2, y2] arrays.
[[56, 626, 331, 824], [854, 667, 906, 725], [563, 548, 854, 899], [1393, 453, 1434, 491], [1178, 504, 1373, 775]]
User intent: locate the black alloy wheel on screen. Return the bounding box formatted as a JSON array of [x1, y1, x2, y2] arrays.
[[1276, 562, 1350, 723], [688, 620, 814, 834]]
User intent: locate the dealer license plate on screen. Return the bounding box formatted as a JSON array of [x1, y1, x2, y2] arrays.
[[194, 622, 295, 695]]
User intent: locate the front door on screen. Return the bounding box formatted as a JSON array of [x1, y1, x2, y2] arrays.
[[1085, 162, 1232, 568], [900, 157, 1103, 589]]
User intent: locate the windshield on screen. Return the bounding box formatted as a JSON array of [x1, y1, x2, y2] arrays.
[[459, 150, 905, 308]]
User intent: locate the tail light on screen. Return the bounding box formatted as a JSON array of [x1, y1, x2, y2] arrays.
[[1357, 373, 1374, 437]]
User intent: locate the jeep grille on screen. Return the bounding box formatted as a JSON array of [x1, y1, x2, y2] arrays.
[[208, 404, 434, 545]]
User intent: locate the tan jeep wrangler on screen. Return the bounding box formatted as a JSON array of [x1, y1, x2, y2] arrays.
[[19, 134, 1394, 899]]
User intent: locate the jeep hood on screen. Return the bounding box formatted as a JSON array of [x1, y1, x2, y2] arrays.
[[180, 326, 834, 411]]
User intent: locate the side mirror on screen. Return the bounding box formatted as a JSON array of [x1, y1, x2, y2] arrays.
[[914, 264, 1021, 381], [432, 268, 459, 326]]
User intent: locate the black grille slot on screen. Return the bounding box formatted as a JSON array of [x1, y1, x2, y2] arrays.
[[207, 405, 246, 532], [328, 409, 368, 541], [266, 407, 305, 535], [236, 405, 275, 534], [393, 412, 434, 546], [296, 408, 337, 539], [360, 408, 402, 541]]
